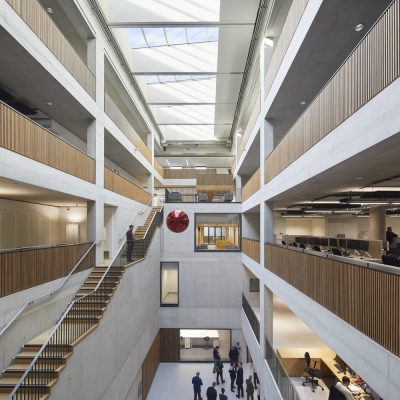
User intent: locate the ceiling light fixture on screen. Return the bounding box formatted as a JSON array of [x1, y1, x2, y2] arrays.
[[264, 37, 274, 47], [46, 7, 54, 14], [195, 166, 207, 170], [46, 101, 53, 106], [355, 176, 364, 181], [300, 100, 306, 105], [170, 166, 182, 169], [354, 23, 365, 32]]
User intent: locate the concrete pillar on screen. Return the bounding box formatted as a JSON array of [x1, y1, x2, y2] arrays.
[[264, 284, 273, 345], [235, 174, 242, 202], [369, 206, 386, 242], [105, 206, 118, 260], [87, 37, 105, 110], [147, 131, 155, 204], [87, 119, 105, 188], [87, 200, 104, 265]]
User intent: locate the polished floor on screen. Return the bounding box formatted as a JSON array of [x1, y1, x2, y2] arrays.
[[147, 362, 257, 400], [290, 377, 330, 400]]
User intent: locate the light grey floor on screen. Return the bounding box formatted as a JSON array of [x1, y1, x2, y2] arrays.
[[147, 362, 256, 400], [290, 377, 330, 400]]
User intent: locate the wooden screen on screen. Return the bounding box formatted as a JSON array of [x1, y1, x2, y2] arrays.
[[160, 328, 180, 362], [242, 238, 260, 263], [242, 169, 260, 201], [142, 331, 160, 399]]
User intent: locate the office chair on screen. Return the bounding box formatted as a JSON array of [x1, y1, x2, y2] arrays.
[[303, 352, 324, 392], [289, 242, 298, 247], [299, 243, 306, 249], [312, 245, 321, 252], [382, 255, 400, 267], [282, 240, 286, 245], [328, 386, 346, 400], [331, 248, 343, 256]]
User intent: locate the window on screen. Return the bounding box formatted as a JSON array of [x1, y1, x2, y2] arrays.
[[195, 214, 241, 251], [160, 262, 179, 306]]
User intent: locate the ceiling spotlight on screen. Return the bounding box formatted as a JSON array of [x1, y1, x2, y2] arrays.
[[46, 7, 54, 14], [355, 176, 364, 181], [354, 23, 365, 32], [46, 101, 53, 106], [264, 37, 274, 47], [300, 100, 306, 105], [236, 131, 243, 137]]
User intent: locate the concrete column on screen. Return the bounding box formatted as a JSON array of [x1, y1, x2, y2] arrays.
[[369, 206, 386, 242], [87, 119, 105, 188], [147, 174, 154, 206], [147, 131, 155, 204], [87, 37, 105, 109], [263, 284, 273, 345], [235, 174, 242, 202], [87, 200, 104, 265], [105, 206, 118, 260]]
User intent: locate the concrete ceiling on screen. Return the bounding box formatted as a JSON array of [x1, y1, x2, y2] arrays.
[[0, 177, 87, 207], [267, 0, 392, 143], [0, 27, 93, 142]]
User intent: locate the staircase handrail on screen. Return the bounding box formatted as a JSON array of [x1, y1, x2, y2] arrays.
[[0, 241, 99, 339], [140, 204, 164, 239], [7, 208, 163, 399]]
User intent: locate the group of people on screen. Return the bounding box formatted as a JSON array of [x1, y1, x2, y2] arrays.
[[192, 342, 260, 400]]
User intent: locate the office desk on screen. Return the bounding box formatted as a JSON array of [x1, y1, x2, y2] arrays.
[[277, 348, 372, 398], [180, 330, 219, 349]]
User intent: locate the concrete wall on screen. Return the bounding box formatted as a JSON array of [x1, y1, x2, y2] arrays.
[[242, 212, 260, 240], [49, 230, 161, 400]]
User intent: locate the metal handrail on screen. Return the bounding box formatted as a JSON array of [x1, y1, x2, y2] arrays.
[[0, 241, 91, 254], [0, 241, 99, 338], [140, 204, 164, 239], [7, 208, 163, 399]]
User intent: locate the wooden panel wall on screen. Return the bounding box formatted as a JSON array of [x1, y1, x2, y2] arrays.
[[5, 0, 95, 98], [104, 168, 151, 204], [163, 168, 216, 179], [265, 0, 400, 183], [196, 174, 234, 193], [104, 93, 152, 163], [142, 331, 160, 400], [0, 242, 94, 297], [242, 238, 260, 263], [0, 102, 95, 182], [265, 244, 400, 357], [160, 328, 180, 362], [154, 160, 164, 178], [242, 169, 260, 201]]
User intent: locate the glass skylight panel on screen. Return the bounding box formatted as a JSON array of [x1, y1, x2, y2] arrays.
[[143, 75, 160, 84], [207, 27, 219, 41], [165, 27, 187, 45], [142, 28, 167, 47], [175, 75, 189, 81], [125, 28, 147, 48], [158, 75, 176, 83], [187, 27, 207, 43]]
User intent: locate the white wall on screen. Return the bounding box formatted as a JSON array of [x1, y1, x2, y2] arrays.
[[50, 230, 161, 400], [242, 212, 260, 240]]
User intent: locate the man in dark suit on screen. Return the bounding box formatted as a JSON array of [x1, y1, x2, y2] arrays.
[[229, 363, 237, 392], [219, 388, 228, 400], [236, 363, 244, 398], [206, 382, 217, 400], [192, 371, 203, 400]]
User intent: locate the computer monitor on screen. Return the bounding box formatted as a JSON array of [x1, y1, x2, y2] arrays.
[[347, 239, 361, 250], [337, 234, 346, 238], [329, 238, 338, 247], [308, 237, 315, 245], [360, 241, 369, 251], [339, 239, 347, 248], [320, 238, 329, 247], [335, 354, 347, 373]]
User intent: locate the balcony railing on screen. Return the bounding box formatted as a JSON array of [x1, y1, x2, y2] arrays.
[[0, 242, 94, 297], [242, 169, 260, 202], [0, 101, 95, 182], [265, 338, 300, 400], [242, 238, 260, 263], [104, 93, 152, 163], [155, 159, 164, 178], [242, 293, 260, 342], [6, 0, 95, 98], [163, 168, 216, 179], [265, 0, 400, 183], [264, 0, 309, 99], [265, 243, 400, 357], [104, 167, 151, 205]]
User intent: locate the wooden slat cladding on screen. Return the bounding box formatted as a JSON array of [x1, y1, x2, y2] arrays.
[[265, 244, 400, 357], [5, 0, 95, 98], [0, 101, 95, 182], [104, 167, 151, 204], [196, 173, 234, 193], [265, 0, 400, 183], [242, 238, 260, 263], [160, 328, 180, 362], [242, 169, 260, 201], [142, 331, 160, 400], [264, 0, 309, 98], [0, 243, 94, 298], [163, 168, 217, 179], [104, 93, 152, 163], [154, 159, 164, 178]]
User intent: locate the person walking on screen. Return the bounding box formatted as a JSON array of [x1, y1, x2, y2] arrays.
[[206, 382, 218, 400], [215, 356, 225, 384], [219, 388, 228, 400], [246, 375, 255, 400], [233, 342, 240, 363], [192, 371, 203, 400], [229, 346, 235, 363], [126, 224, 134, 262], [250, 363, 259, 389], [229, 363, 237, 392], [213, 345, 220, 361], [236, 362, 244, 398]]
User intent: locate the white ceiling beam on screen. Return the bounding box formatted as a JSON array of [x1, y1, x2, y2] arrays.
[[109, 22, 255, 27]]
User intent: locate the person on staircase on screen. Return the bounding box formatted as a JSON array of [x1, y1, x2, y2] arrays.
[[126, 224, 135, 262]]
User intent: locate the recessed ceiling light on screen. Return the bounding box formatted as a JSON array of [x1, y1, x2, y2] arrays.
[[170, 166, 182, 169], [236, 131, 242, 137], [46, 7, 54, 14], [300, 100, 306, 105], [354, 23, 365, 32], [195, 166, 207, 170], [355, 176, 364, 180], [46, 101, 53, 106], [264, 37, 274, 47]]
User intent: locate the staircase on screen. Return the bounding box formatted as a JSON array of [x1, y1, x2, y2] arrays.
[[0, 206, 163, 400]]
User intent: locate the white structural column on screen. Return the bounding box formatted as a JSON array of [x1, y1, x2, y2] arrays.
[[105, 206, 118, 260], [235, 174, 242, 202], [369, 206, 386, 243], [87, 36, 105, 110], [87, 199, 104, 264], [147, 131, 155, 204]]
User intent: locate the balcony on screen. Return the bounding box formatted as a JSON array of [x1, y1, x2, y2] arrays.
[[264, 0, 400, 183], [242, 293, 260, 342], [265, 243, 400, 358], [242, 238, 260, 263], [6, 0, 95, 98], [104, 93, 152, 164], [0, 101, 95, 182], [104, 167, 151, 205], [242, 169, 260, 202]]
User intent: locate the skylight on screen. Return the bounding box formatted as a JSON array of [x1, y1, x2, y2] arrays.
[[143, 75, 216, 84], [126, 27, 219, 49]]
